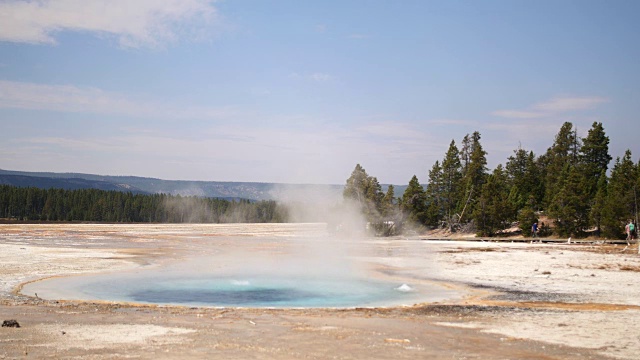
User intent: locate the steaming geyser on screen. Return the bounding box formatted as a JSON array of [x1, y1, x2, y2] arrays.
[[23, 233, 430, 308], [19, 213, 457, 307]]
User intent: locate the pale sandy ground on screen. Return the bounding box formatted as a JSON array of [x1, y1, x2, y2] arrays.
[[1, 223, 639, 359]]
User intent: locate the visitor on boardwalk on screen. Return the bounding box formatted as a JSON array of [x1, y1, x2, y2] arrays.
[[625, 221, 633, 245], [531, 222, 538, 238]]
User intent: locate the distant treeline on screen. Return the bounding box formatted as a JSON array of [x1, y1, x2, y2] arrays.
[[0, 185, 288, 223]]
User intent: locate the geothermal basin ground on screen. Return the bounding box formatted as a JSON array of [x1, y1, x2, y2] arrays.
[[1, 223, 640, 359]]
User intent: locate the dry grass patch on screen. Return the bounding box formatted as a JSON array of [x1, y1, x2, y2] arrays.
[[619, 265, 640, 272], [442, 247, 502, 254]]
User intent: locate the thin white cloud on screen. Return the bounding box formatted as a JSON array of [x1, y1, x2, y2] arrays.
[[484, 121, 560, 140], [248, 87, 272, 96], [0, 80, 238, 119], [310, 73, 332, 82], [0, 0, 217, 48], [428, 118, 477, 126], [20, 136, 121, 153], [492, 95, 609, 119], [490, 110, 546, 119], [533, 96, 609, 112], [357, 122, 426, 140]]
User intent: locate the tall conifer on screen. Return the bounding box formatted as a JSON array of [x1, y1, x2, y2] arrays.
[[579, 122, 612, 199], [602, 150, 637, 238], [541, 122, 579, 207], [425, 160, 444, 226], [473, 165, 512, 236], [549, 164, 590, 237], [441, 140, 463, 229], [401, 175, 427, 224], [460, 131, 488, 221], [590, 170, 608, 236]]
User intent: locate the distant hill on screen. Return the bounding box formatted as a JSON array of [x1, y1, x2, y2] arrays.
[[0, 169, 345, 200], [0, 174, 147, 193], [0, 169, 407, 201]]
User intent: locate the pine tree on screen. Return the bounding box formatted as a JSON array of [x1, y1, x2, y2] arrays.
[[401, 175, 427, 225], [541, 122, 580, 208], [382, 184, 396, 217], [590, 170, 608, 236], [366, 176, 384, 220], [548, 164, 590, 237], [527, 150, 545, 208], [517, 198, 539, 236], [343, 164, 369, 205], [460, 134, 472, 174], [343, 164, 385, 221], [602, 150, 637, 238], [424, 160, 444, 227], [579, 121, 612, 205], [441, 140, 463, 229], [460, 131, 488, 222], [506, 147, 540, 210], [473, 165, 513, 236]]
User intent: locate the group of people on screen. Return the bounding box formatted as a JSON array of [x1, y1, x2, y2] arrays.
[[529, 221, 638, 242]]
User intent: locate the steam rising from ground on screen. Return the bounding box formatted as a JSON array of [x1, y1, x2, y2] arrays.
[[204, 184, 376, 280], [110, 184, 402, 306], [148, 185, 376, 290], [269, 184, 366, 228]]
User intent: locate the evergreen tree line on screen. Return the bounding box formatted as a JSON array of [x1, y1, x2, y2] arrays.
[[0, 185, 287, 223], [345, 121, 639, 239]]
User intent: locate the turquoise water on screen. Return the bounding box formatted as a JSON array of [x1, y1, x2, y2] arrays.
[[66, 274, 420, 308]]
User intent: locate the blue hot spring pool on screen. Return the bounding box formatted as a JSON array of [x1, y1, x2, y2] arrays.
[[22, 272, 452, 308]]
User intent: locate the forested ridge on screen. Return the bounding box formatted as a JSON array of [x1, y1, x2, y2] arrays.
[[344, 121, 639, 239], [0, 186, 287, 223]]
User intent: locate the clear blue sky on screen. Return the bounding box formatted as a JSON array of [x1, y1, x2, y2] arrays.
[[1, 0, 638, 184]]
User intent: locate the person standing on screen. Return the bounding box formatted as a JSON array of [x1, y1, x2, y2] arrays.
[[531, 222, 538, 238]]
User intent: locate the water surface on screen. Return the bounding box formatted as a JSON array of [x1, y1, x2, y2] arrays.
[[25, 271, 454, 308]]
